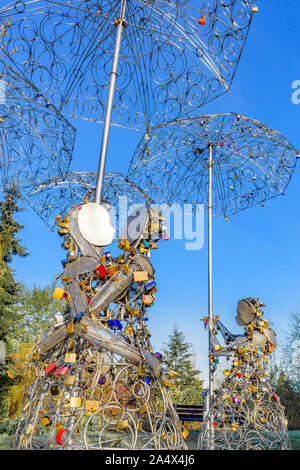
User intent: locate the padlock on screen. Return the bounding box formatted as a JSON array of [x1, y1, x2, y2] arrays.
[[181, 426, 189, 439], [118, 238, 131, 252], [161, 377, 175, 388], [85, 400, 100, 411], [57, 216, 70, 229], [54, 366, 69, 377], [167, 370, 178, 379], [144, 281, 156, 292], [133, 271, 149, 282], [56, 422, 64, 432], [73, 311, 84, 322], [108, 265, 120, 278], [107, 319, 122, 330], [56, 428, 68, 445], [45, 363, 57, 376], [98, 375, 106, 386], [124, 326, 134, 335], [53, 287, 69, 301], [150, 242, 158, 249], [64, 375, 76, 387], [64, 353, 77, 363], [50, 385, 60, 396], [95, 264, 107, 279], [70, 397, 82, 408], [139, 245, 149, 255], [40, 415, 52, 427], [142, 294, 154, 306], [58, 227, 69, 236], [123, 264, 130, 274], [116, 419, 128, 430], [138, 365, 146, 376], [66, 323, 75, 334]]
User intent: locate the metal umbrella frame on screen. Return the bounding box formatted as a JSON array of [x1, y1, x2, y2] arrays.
[[24, 171, 155, 230], [127, 112, 299, 448], [0, 0, 257, 203], [0, 64, 75, 193]]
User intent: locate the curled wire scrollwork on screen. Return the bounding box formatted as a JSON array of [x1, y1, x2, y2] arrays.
[[24, 171, 154, 228], [0, 65, 75, 192], [0, 0, 256, 130], [127, 113, 299, 218]]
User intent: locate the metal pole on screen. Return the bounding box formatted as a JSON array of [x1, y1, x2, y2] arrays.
[[208, 142, 214, 450], [94, 0, 127, 204]]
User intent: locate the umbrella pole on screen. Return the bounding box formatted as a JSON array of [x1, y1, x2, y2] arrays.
[[208, 142, 214, 450], [94, 0, 127, 204]]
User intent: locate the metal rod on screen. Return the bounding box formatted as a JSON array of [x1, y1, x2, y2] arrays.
[[94, 0, 127, 204], [208, 142, 214, 450]]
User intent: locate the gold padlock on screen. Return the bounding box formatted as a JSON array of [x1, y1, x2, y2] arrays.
[[70, 397, 82, 408], [124, 326, 134, 335], [133, 271, 149, 282], [167, 370, 178, 379], [108, 265, 119, 278], [64, 375, 76, 386], [85, 400, 100, 412], [138, 365, 146, 376], [123, 264, 130, 274], [40, 416, 52, 427], [116, 419, 128, 430], [66, 323, 75, 334], [118, 239, 130, 252], [181, 426, 189, 439], [161, 377, 175, 388], [65, 353, 77, 363]]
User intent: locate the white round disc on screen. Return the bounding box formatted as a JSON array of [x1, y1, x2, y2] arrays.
[[77, 203, 115, 246]]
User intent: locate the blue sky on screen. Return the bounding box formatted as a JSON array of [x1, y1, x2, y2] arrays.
[[6, 2, 300, 383]]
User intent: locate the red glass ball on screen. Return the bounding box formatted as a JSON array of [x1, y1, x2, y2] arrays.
[[198, 17, 206, 25]]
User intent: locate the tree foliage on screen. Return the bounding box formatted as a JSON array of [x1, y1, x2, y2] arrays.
[[0, 185, 28, 418], [162, 324, 203, 404], [10, 283, 62, 347]]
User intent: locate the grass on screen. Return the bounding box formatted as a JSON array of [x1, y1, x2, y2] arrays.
[[288, 431, 300, 451]]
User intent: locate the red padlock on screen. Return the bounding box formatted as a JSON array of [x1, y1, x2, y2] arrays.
[[56, 428, 68, 445], [45, 363, 57, 376], [54, 366, 69, 377], [198, 16, 206, 25], [95, 264, 107, 279]]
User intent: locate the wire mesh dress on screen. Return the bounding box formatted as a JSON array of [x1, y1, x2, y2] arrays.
[[14, 201, 187, 450], [199, 298, 291, 450]]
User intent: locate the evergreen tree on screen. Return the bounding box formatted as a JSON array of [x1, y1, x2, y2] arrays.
[[0, 184, 28, 418], [162, 324, 203, 404]]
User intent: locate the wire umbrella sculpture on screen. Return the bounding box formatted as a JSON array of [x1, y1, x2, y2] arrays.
[[127, 112, 299, 448], [0, 65, 75, 193], [0, 0, 257, 203], [24, 171, 155, 230]]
